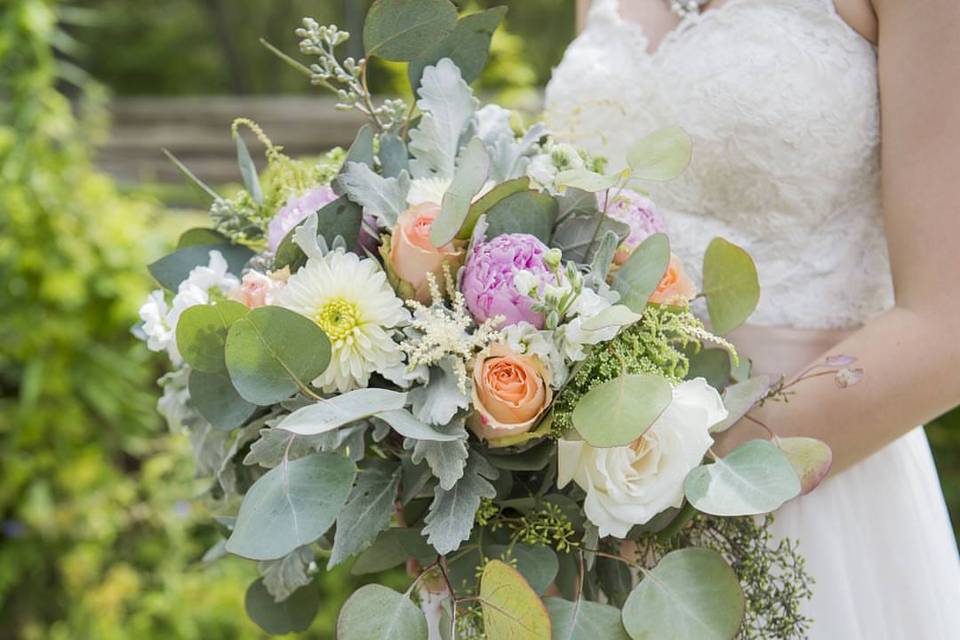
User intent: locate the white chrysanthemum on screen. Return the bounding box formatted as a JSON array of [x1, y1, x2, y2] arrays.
[[276, 251, 409, 393], [138, 250, 240, 364]]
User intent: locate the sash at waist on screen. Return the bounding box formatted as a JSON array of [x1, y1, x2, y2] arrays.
[[726, 325, 855, 378]]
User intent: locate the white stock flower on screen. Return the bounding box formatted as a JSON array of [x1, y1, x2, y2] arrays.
[[557, 378, 728, 538], [138, 250, 240, 364], [500, 321, 568, 387], [526, 141, 586, 194], [555, 288, 633, 362], [275, 251, 409, 393]]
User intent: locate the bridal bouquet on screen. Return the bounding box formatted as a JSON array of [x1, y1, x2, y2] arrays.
[[138, 2, 845, 638]]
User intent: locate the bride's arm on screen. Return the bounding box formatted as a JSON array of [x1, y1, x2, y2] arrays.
[[720, 0, 960, 474]]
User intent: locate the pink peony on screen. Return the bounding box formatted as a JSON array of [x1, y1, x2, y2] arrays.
[[604, 189, 666, 265], [461, 233, 553, 328], [267, 185, 338, 252]]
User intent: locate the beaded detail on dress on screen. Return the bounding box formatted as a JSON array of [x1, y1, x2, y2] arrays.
[[545, 0, 893, 329]]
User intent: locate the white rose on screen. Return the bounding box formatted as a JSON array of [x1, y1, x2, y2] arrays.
[[557, 378, 728, 538]]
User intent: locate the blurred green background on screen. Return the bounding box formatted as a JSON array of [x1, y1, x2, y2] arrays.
[[1, 1, 956, 638]]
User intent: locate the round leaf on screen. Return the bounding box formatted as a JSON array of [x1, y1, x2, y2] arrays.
[[611, 233, 671, 312], [432, 138, 491, 247], [337, 584, 428, 640], [187, 369, 257, 430], [148, 243, 253, 291], [486, 543, 559, 595], [480, 560, 552, 640], [177, 227, 230, 248], [572, 373, 673, 448], [175, 300, 248, 372], [409, 7, 507, 91], [245, 578, 320, 635], [625, 125, 693, 182], [622, 548, 744, 640], [702, 238, 760, 335], [545, 598, 630, 640], [458, 177, 530, 240], [776, 436, 833, 495], [226, 453, 356, 560], [484, 190, 559, 244], [363, 0, 458, 61], [684, 439, 801, 516], [224, 306, 331, 406], [711, 376, 771, 434]]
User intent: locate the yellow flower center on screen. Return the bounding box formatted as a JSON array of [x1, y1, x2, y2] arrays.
[[315, 297, 360, 342]]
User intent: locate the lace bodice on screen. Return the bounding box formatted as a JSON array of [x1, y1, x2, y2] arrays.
[[545, 0, 894, 328]]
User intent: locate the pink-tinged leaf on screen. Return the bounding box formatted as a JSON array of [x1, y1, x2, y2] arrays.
[[825, 354, 857, 367], [776, 437, 833, 495], [834, 367, 864, 388]]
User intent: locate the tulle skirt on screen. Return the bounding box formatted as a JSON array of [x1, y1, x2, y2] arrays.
[[772, 428, 960, 639]]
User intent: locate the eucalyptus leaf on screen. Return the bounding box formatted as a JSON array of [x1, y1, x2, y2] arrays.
[[245, 579, 320, 635], [275, 388, 407, 436], [589, 230, 620, 282], [148, 244, 253, 291], [273, 197, 364, 271], [711, 376, 771, 433], [486, 543, 559, 595], [379, 133, 409, 178], [684, 439, 801, 516], [377, 409, 466, 442], [175, 300, 248, 373], [336, 161, 410, 228], [686, 347, 732, 392], [484, 190, 558, 243], [702, 237, 760, 335], [329, 460, 402, 567], [552, 213, 630, 264], [621, 548, 744, 640], [337, 584, 429, 640], [572, 373, 673, 447], [556, 187, 599, 223], [776, 436, 833, 495], [422, 452, 497, 554], [556, 169, 621, 192], [432, 138, 491, 247], [226, 453, 357, 560], [611, 233, 670, 312], [224, 306, 331, 406], [480, 560, 552, 640], [177, 227, 229, 249], [544, 598, 630, 640], [351, 528, 435, 575], [243, 428, 326, 468], [188, 370, 257, 430], [363, 0, 458, 61], [625, 125, 693, 182], [486, 440, 556, 471], [597, 555, 633, 608], [459, 177, 530, 240], [408, 58, 479, 179], [235, 131, 264, 205], [409, 7, 507, 91]]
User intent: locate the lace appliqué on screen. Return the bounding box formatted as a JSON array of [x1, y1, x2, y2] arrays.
[[545, 0, 893, 329]]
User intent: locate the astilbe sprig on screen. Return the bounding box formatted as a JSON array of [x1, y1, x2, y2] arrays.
[[400, 268, 504, 393]]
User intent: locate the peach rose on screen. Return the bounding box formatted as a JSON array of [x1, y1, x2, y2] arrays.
[[389, 203, 464, 303], [649, 254, 696, 305], [469, 343, 553, 441]]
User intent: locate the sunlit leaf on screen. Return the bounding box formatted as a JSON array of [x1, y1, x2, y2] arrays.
[[702, 237, 760, 335], [572, 373, 673, 447], [684, 439, 801, 516], [337, 584, 428, 639], [480, 560, 552, 640], [176, 300, 248, 373], [625, 126, 693, 182], [776, 436, 833, 495]]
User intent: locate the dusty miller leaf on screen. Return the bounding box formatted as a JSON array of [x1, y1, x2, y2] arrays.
[[329, 460, 402, 568], [403, 418, 469, 490], [408, 58, 479, 179], [259, 546, 315, 603], [422, 452, 498, 554], [407, 357, 470, 426], [335, 161, 410, 228]]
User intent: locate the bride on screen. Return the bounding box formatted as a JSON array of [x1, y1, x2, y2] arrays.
[[548, 0, 960, 637]]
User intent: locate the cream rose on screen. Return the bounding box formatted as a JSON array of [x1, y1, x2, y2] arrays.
[[389, 203, 464, 302], [557, 378, 727, 538], [469, 343, 553, 441]]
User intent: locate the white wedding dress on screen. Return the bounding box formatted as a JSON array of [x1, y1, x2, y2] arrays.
[[546, 0, 960, 637]]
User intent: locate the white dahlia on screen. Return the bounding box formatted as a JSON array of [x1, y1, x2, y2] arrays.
[[276, 251, 409, 393]]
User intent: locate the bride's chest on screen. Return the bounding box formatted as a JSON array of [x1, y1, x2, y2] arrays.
[[547, 0, 881, 213]]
